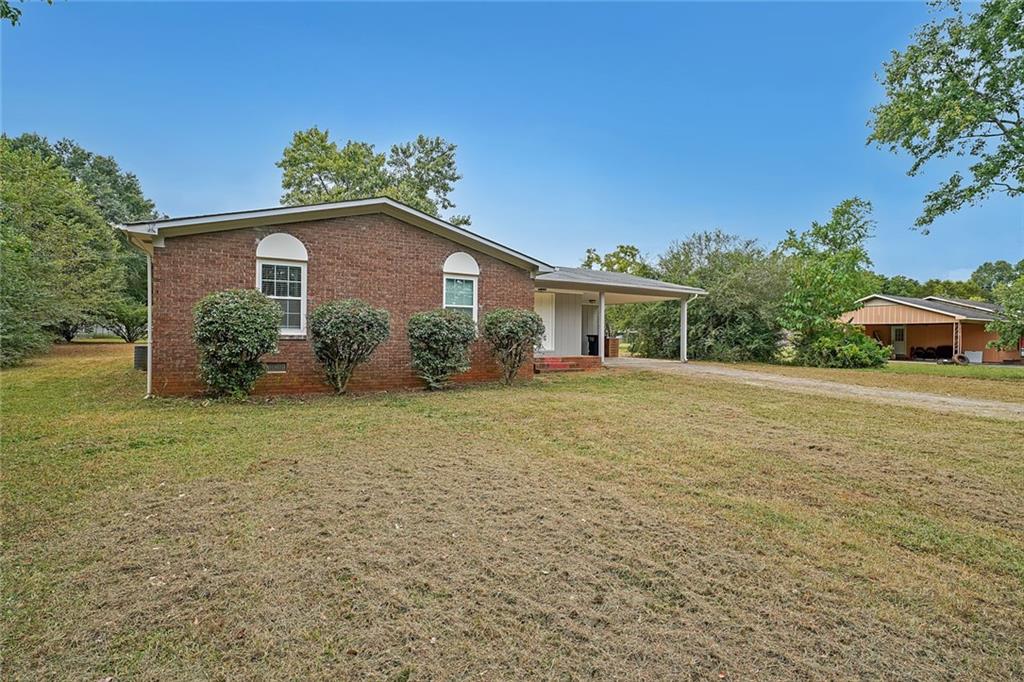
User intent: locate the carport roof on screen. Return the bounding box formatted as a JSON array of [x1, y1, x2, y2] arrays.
[[535, 266, 706, 298]]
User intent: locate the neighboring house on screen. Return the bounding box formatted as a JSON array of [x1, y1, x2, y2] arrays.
[[842, 294, 1022, 364], [121, 198, 705, 396]]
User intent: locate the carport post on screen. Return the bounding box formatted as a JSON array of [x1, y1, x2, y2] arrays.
[[598, 291, 606, 364], [680, 296, 688, 362]]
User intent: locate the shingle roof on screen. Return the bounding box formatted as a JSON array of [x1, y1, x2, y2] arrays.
[[923, 296, 1002, 313], [864, 295, 1000, 321], [535, 266, 705, 296], [119, 196, 552, 272]]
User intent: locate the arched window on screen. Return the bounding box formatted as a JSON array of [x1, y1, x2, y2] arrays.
[[256, 233, 308, 335], [442, 252, 479, 321]]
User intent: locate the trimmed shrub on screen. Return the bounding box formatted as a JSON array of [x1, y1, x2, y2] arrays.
[[192, 289, 281, 397], [794, 326, 890, 368], [481, 308, 545, 385], [407, 309, 477, 389], [102, 300, 148, 343], [309, 299, 390, 393]]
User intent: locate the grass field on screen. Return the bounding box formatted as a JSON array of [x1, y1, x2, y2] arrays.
[[3, 345, 1023, 679], [706, 359, 1024, 404]]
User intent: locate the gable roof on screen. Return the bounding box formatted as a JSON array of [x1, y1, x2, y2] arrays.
[[535, 266, 706, 298], [856, 294, 1000, 322], [119, 197, 552, 273]]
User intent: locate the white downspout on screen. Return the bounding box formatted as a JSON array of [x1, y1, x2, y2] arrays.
[[146, 252, 153, 398]]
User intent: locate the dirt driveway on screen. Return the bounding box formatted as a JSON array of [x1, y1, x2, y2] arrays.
[[606, 357, 1024, 421]]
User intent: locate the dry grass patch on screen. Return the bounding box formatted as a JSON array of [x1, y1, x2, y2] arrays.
[[3, 345, 1023, 680]]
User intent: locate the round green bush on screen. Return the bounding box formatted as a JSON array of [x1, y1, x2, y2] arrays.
[[192, 289, 281, 397], [309, 299, 390, 393], [407, 309, 477, 389], [480, 308, 545, 385]]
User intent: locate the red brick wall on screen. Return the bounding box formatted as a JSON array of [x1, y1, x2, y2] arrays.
[[150, 214, 535, 396]]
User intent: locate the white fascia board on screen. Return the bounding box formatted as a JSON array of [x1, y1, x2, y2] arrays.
[[118, 198, 551, 272], [854, 295, 963, 319], [533, 277, 706, 298]]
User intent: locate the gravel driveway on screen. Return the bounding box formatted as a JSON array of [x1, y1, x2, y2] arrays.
[[605, 357, 1024, 421]]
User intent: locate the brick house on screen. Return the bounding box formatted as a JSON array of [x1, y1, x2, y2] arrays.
[[122, 198, 705, 396]]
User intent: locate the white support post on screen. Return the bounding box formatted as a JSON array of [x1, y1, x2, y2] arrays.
[[680, 296, 689, 362], [598, 291, 606, 364], [146, 253, 153, 398]]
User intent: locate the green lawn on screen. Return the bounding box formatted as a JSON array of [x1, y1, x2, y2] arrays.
[[872, 359, 1024, 380], [707, 359, 1024, 404], [3, 345, 1023, 679]]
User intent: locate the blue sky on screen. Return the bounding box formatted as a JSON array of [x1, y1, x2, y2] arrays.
[[3, 2, 1021, 280]]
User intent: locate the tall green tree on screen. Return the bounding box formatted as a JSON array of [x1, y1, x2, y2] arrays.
[[0, 220, 54, 366], [919, 278, 986, 299], [876, 274, 924, 297], [970, 258, 1023, 296], [580, 245, 657, 336], [581, 244, 657, 277], [779, 198, 889, 367], [583, 234, 790, 362], [277, 127, 470, 225], [779, 198, 877, 338], [636, 231, 789, 362], [0, 139, 124, 357], [1, 0, 52, 26], [869, 0, 1023, 232], [985, 274, 1024, 350], [7, 133, 159, 303]]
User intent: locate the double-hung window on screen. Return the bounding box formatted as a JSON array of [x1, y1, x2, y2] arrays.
[[443, 276, 477, 320], [259, 262, 305, 331], [442, 252, 480, 321], [256, 233, 308, 335]]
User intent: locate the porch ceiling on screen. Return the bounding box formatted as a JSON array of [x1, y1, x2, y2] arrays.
[[534, 266, 705, 301]]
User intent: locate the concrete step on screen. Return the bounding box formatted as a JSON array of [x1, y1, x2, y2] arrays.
[[533, 356, 588, 373]]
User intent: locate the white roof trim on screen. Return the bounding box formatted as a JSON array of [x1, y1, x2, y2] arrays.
[[855, 294, 962, 319], [119, 197, 552, 273]]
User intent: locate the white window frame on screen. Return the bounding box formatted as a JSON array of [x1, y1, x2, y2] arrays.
[[257, 258, 307, 336], [443, 274, 478, 322]]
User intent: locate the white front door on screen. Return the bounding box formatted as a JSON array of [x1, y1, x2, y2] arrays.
[[534, 292, 555, 352], [891, 325, 907, 357]]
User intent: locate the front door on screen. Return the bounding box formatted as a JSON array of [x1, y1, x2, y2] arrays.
[[534, 293, 555, 352], [891, 325, 907, 357]]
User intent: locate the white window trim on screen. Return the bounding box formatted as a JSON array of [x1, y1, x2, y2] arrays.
[[257, 258, 307, 336], [443, 274, 479, 322]]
